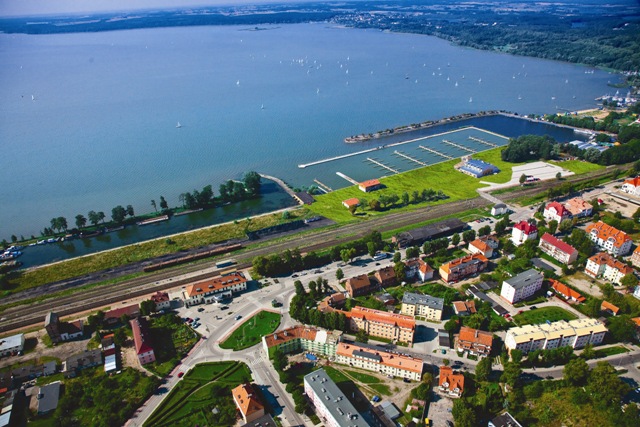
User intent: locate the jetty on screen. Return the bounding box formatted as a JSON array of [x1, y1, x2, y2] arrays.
[[137, 215, 169, 226], [366, 158, 399, 174], [298, 146, 383, 169], [468, 136, 498, 148], [313, 179, 332, 193], [393, 150, 428, 167], [259, 173, 302, 204], [418, 145, 453, 160], [336, 172, 359, 185], [443, 139, 476, 153]]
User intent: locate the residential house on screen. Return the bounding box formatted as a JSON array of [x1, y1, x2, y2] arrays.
[[0, 334, 24, 357], [150, 291, 171, 310], [335, 342, 423, 381], [417, 259, 435, 282], [404, 258, 422, 280], [505, 319, 607, 354], [621, 176, 640, 196], [601, 301, 620, 316], [511, 221, 538, 246], [456, 327, 493, 357], [304, 369, 369, 427], [375, 293, 396, 306], [500, 269, 544, 304], [538, 233, 578, 265], [631, 246, 640, 268], [543, 201, 571, 223], [585, 252, 634, 285], [342, 198, 360, 209], [359, 179, 382, 193], [392, 218, 466, 248], [468, 235, 499, 258], [44, 312, 84, 343], [240, 414, 277, 427], [130, 317, 155, 365], [374, 266, 396, 288], [182, 272, 248, 306], [64, 349, 103, 376], [232, 383, 265, 424], [36, 381, 61, 415], [439, 253, 488, 284], [438, 366, 464, 398], [400, 292, 444, 320], [317, 293, 347, 312], [346, 306, 415, 344], [585, 221, 632, 256], [104, 304, 140, 325], [345, 274, 375, 298], [564, 197, 593, 218], [453, 300, 477, 316], [491, 203, 508, 216], [261, 325, 341, 358], [488, 412, 524, 427], [550, 280, 585, 303]]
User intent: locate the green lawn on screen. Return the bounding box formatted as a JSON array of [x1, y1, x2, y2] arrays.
[[513, 306, 577, 326], [473, 148, 525, 184], [145, 361, 252, 427], [219, 311, 281, 350], [593, 345, 629, 359], [550, 160, 604, 174], [344, 369, 381, 384]]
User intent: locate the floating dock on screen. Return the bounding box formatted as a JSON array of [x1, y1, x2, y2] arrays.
[[394, 150, 428, 167], [418, 145, 453, 160], [468, 136, 498, 148], [313, 179, 332, 193], [443, 139, 476, 153], [366, 157, 399, 174], [137, 215, 169, 226], [336, 172, 359, 185]]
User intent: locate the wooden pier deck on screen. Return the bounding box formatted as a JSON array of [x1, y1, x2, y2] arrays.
[[366, 157, 399, 174], [393, 150, 428, 166], [443, 139, 476, 153], [336, 172, 359, 185], [313, 179, 332, 193], [418, 145, 453, 160]]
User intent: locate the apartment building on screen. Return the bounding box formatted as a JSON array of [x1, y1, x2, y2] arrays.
[[261, 325, 342, 358], [130, 318, 155, 365], [500, 269, 544, 304], [304, 369, 369, 427], [439, 253, 488, 284], [182, 272, 247, 306], [400, 292, 444, 321], [585, 252, 634, 285], [543, 201, 571, 223], [335, 342, 423, 381], [585, 221, 632, 256], [511, 221, 538, 246], [455, 327, 493, 357], [538, 233, 578, 265], [505, 318, 607, 354], [347, 306, 415, 344], [564, 197, 593, 218], [374, 266, 396, 288], [345, 274, 375, 298]]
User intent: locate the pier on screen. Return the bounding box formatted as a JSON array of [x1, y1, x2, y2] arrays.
[[418, 145, 453, 160], [468, 136, 498, 148], [313, 179, 332, 193], [259, 173, 302, 204], [367, 158, 399, 174], [443, 139, 476, 153], [336, 172, 359, 185], [393, 150, 428, 167], [298, 146, 383, 169]]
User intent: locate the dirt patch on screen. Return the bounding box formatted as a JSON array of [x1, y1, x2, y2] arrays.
[[0, 330, 91, 370], [566, 272, 603, 299], [121, 342, 147, 373]]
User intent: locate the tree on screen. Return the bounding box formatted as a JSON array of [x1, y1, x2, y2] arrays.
[[111, 205, 127, 224], [159, 196, 168, 211], [558, 219, 573, 233], [478, 225, 491, 237], [620, 273, 639, 291], [367, 242, 377, 257], [556, 171, 562, 180], [563, 357, 590, 386], [126, 205, 135, 217], [97, 211, 106, 224], [294, 280, 306, 296], [393, 252, 401, 263], [475, 356, 492, 382], [369, 199, 381, 211], [243, 171, 261, 196], [548, 219, 558, 235], [501, 361, 522, 389], [355, 329, 369, 343], [74, 214, 86, 229], [607, 315, 637, 342], [151, 199, 157, 212], [451, 233, 460, 246], [587, 361, 630, 407], [348, 205, 357, 215], [452, 399, 476, 427], [336, 268, 344, 281], [462, 229, 476, 243], [113, 327, 128, 347], [406, 246, 420, 259], [139, 300, 156, 316], [519, 173, 527, 185], [272, 348, 287, 372], [394, 262, 406, 284], [444, 317, 459, 334], [88, 210, 100, 227]]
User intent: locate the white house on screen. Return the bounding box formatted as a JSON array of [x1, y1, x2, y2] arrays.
[[543, 201, 571, 223], [621, 177, 640, 196], [0, 334, 25, 357], [491, 203, 508, 216], [585, 221, 633, 256], [511, 221, 538, 246], [585, 252, 634, 285], [505, 319, 607, 354], [500, 269, 544, 304]]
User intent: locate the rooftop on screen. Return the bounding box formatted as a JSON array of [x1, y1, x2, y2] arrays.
[[586, 221, 632, 248], [130, 318, 154, 355], [359, 179, 381, 188], [588, 252, 634, 275], [540, 233, 578, 256], [346, 274, 371, 291], [348, 306, 415, 330], [150, 291, 169, 304], [402, 292, 444, 310], [263, 325, 318, 348], [507, 319, 607, 344], [453, 300, 477, 314], [232, 383, 264, 418], [185, 272, 247, 298], [37, 381, 61, 414], [503, 269, 543, 290], [439, 253, 488, 274], [513, 220, 538, 234], [439, 366, 465, 395], [623, 176, 640, 187], [458, 326, 493, 347], [550, 280, 585, 303], [337, 342, 423, 374], [564, 197, 593, 215], [545, 201, 569, 217], [342, 198, 360, 207], [0, 334, 23, 352], [304, 369, 369, 427], [104, 304, 139, 321]]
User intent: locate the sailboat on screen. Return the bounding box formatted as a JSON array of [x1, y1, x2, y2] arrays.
[[31, 95, 35, 101], [176, 122, 182, 128], [455, 82, 458, 87], [518, 95, 522, 100], [469, 97, 473, 103], [261, 104, 264, 110], [236, 80, 240, 86]]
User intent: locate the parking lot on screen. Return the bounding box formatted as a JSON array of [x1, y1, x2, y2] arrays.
[[426, 394, 454, 427]]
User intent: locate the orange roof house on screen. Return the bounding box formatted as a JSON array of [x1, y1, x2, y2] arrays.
[[550, 280, 585, 303], [439, 366, 465, 397], [336, 342, 423, 380], [468, 238, 494, 258], [342, 198, 360, 209], [346, 306, 416, 344], [345, 274, 374, 297], [439, 253, 488, 284], [452, 300, 477, 316], [564, 197, 593, 217], [358, 179, 382, 192], [232, 383, 265, 424], [374, 266, 396, 288], [585, 221, 633, 256], [601, 301, 620, 316], [456, 326, 493, 357], [184, 272, 247, 299]]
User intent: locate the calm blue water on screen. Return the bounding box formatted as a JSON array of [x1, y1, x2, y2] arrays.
[[0, 23, 619, 242]]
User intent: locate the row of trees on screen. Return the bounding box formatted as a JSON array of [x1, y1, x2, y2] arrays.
[[271, 348, 312, 415], [289, 279, 349, 332], [355, 188, 447, 213], [544, 113, 621, 133], [501, 135, 560, 163]]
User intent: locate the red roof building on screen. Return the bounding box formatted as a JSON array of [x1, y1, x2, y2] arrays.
[[585, 252, 634, 285], [104, 304, 140, 325], [130, 318, 155, 365], [538, 233, 578, 265], [358, 179, 382, 193], [621, 176, 640, 196], [550, 279, 585, 303], [601, 301, 620, 316], [543, 201, 571, 223], [345, 274, 374, 298], [511, 221, 538, 246], [342, 198, 360, 209], [232, 383, 265, 424], [374, 266, 396, 288], [585, 221, 633, 256], [456, 327, 493, 357], [439, 366, 464, 397]]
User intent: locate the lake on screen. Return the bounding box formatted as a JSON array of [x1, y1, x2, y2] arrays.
[[0, 23, 619, 241]]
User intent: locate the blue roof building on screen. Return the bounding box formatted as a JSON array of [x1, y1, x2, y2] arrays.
[[457, 159, 500, 178]]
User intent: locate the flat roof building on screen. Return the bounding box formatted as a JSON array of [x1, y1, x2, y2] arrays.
[[400, 292, 444, 320], [505, 318, 607, 354], [500, 269, 544, 304], [0, 334, 24, 357]]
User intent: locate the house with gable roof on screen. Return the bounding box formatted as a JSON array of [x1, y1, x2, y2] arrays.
[[511, 221, 538, 246], [438, 366, 464, 397], [621, 176, 640, 196], [585, 221, 632, 256], [232, 383, 265, 424], [543, 201, 571, 223], [538, 233, 578, 265]]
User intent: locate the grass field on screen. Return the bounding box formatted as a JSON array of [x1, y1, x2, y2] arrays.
[[549, 160, 604, 174], [147, 314, 200, 377], [472, 148, 525, 184], [593, 345, 629, 358], [513, 306, 577, 326], [219, 311, 281, 350], [145, 361, 252, 427]]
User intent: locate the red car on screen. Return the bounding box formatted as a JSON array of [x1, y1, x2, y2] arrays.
[[178, 372, 184, 378]]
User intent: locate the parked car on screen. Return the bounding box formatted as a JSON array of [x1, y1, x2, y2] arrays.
[[194, 317, 200, 322], [235, 315, 242, 321], [197, 307, 205, 312], [178, 372, 184, 378], [220, 306, 229, 310]]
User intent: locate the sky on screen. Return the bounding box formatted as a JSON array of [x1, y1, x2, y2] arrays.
[[0, 0, 288, 17]]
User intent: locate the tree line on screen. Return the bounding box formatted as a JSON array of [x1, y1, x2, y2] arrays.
[[352, 188, 447, 214]]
